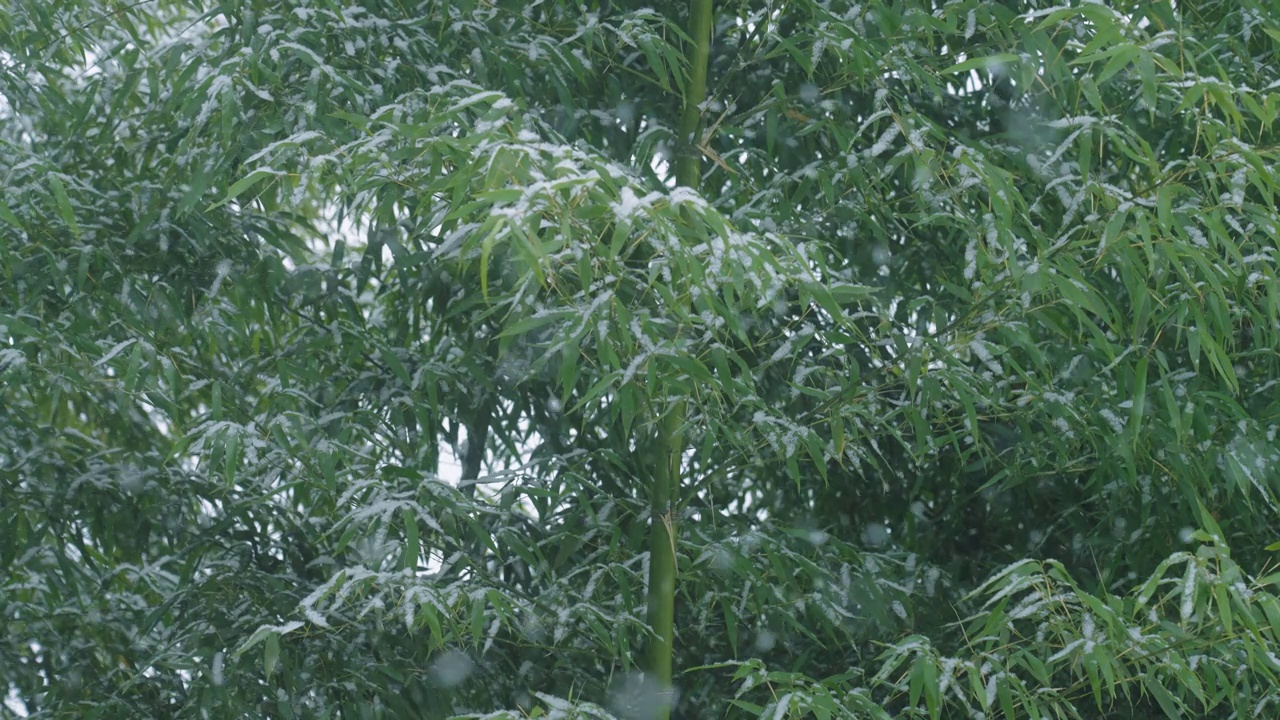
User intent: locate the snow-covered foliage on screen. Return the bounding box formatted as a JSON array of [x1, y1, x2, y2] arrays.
[[2, 0, 1279, 718]]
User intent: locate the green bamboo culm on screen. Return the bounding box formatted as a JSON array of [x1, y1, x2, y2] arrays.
[[674, 0, 713, 189], [644, 0, 713, 717], [643, 403, 683, 719]]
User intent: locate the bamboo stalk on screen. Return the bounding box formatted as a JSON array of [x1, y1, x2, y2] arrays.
[[644, 0, 712, 716], [675, 0, 714, 190], [643, 401, 683, 718]]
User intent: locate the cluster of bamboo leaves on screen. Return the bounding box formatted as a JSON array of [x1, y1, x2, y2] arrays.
[[2, 0, 1279, 717]]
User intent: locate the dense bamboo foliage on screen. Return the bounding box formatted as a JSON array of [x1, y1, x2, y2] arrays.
[[3, 0, 1280, 718]]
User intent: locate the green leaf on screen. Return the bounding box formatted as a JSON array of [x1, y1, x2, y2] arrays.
[[1129, 355, 1147, 448], [998, 677, 1017, 720], [923, 658, 940, 720], [480, 226, 498, 299], [1214, 583, 1232, 634], [908, 657, 925, 710], [1157, 183, 1182, 232], [378, 345, 412, 387], [728, 700, 764, 714], [0, 199, 25, 233], [1096, 45, 1141, 85], [1084, 659, 1103, 710], [207, 168, 277, 211], [497, 311, 566, 339], [223, 433, 241, 487], [1138, 51, 1157, 115], [421, 604, 443, 644], [723, 602, 738, 657], [177, 163, 211, 216], [47, 175, 81, 239], [211, 380, 223, 421], [402, 508, 420, 571], [264, 633, 280, 677], [1144, 678, 1183, 719], [666, 355, 715, 385]]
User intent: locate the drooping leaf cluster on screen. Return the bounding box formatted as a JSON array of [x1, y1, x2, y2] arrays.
[[2, 0, 1279, 718]]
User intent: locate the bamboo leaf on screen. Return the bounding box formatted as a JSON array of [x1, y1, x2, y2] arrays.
[[207, 167, 277, 210], [0, 199, 25, 232], [48, 175, 81, 239]]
